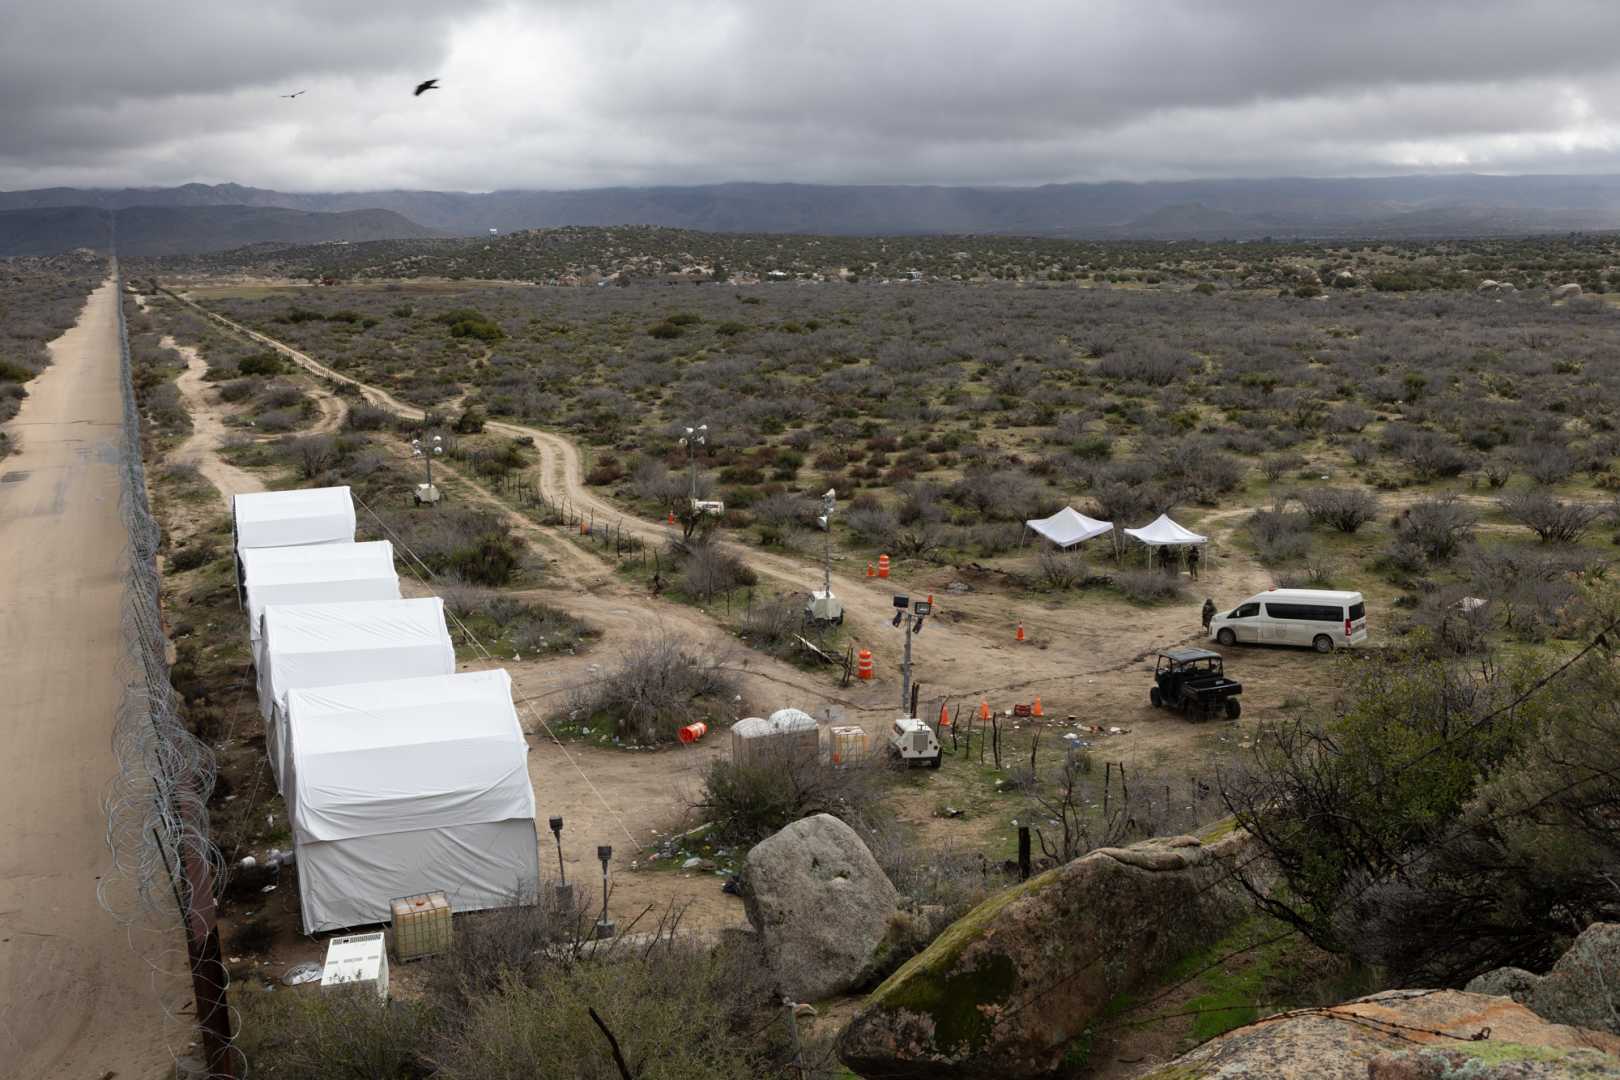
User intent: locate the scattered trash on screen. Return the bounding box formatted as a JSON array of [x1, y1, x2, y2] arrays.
[[681, 856, 703, 869], [939, 806, 964, 818], [239, 856, 257, 869], [721, 875, 741, 896], [282, 962, 322, 986], [260, 884, 277, 893], [793, 1003, 819, 1018]]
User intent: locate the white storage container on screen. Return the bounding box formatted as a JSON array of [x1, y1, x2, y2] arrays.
[[320, 931, 389, 1000]]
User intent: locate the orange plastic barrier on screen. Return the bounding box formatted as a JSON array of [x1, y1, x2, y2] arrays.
[[678, 721, 708, 744], [857, 648, 874, 680], [878, 554, 891, 579]]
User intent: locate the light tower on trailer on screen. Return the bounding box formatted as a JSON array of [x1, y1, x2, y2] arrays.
[[411, 433, 443, 506], [806, 488, 844, 625]]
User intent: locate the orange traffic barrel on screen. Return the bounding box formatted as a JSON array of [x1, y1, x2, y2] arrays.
[[1032, 696, 1044, 718], [579, 519, 589, 535], [1016, 623, 1025, 642], [857, 648, 874, 680], [878, 554, 891, 579], [678, 721, 708, 744]]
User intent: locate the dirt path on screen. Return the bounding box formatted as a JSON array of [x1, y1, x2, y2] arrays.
[[167, 335, 265, 503], [0, 277, 175, 1079]]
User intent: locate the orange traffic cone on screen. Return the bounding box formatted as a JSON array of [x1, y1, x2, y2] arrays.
[[1032, 696, 1044, 718], [938, 702, 950, 728], [866, 562, 875, 578], [979, 699, 991, 722], [1016, 623, 1025, 642], [668, 510, 676, 525]]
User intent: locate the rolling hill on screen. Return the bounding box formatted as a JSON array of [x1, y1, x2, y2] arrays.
[[0, 204, 442, 257]]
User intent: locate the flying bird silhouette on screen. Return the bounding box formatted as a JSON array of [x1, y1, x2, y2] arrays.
[[280, 90, 306, 99], [413, 79, 439, 97]]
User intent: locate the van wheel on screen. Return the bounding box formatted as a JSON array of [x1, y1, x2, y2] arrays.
[[1150, 687, 1163, 708], [1216, 628, 1236, 647], [927, 754, 942, 770], [1225, 698, 1242, 720], [1313, 634, 1334, 654]]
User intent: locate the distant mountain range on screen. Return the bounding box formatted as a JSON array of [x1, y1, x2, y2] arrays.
[[0, 204, 439, 257], [9, 173, 1620, 255]]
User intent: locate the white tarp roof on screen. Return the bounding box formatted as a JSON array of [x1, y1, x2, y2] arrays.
[[1122, 513, 1209, 547], [243, 541, 401, 648], [285, 669, 539, 932], [233, 485, 356, 552], [257, 597, 454, 730], [1025, 507, 1114, 548]]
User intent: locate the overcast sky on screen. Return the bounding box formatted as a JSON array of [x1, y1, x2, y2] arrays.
[[6, 0, 1620, 192]]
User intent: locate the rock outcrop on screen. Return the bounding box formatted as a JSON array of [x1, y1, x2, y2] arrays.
[[1136, 990, 1620, 1080], [838, 831, 1251, 1079], [1467, 923, 1620, 1035], [740, 813, 901, 1001]]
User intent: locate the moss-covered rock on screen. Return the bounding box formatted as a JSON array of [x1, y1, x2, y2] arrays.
[[1139, 989, 1620, 1080], [837, 831, 1253, 1079]]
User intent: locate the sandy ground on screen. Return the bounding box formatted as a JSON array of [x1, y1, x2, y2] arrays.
[[168, 335, 265, 503], [0, 278, 175, 1079]]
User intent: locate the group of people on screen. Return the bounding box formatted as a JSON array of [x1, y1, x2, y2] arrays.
[[1158, 544, 1202, 579]]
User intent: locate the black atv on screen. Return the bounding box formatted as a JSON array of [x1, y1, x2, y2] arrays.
[[1150, 647, 1242, 720]]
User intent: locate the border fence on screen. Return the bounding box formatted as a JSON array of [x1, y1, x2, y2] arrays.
[[99, 264, 241, 1077]]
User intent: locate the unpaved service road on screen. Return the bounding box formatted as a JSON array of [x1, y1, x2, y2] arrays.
[[0, 279, 172, 1079]]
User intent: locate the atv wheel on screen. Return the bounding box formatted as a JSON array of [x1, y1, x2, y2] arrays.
[[1225, 698, 1242, 719], [1150, 687, 1163, 708]]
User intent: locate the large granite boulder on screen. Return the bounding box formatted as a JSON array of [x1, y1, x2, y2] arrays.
[[1136, 989, 1620, 1080], [838, 830, 1252, 1080], [1467, 923, 1620, 1035], [740, 813, 901, 1001]]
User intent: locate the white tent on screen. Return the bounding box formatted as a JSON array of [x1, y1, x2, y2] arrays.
[[1122, 513, 1209, 548], [243, 541, 402, 659], [258, 598, 457, 785], [284, 669, 539, 933], [1025, 507, 1114, 549], [233, 485, 356, 554]]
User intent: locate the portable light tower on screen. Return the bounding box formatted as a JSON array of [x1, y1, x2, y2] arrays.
[[805, 488, 844, 624], [411, 434, 443, 506]]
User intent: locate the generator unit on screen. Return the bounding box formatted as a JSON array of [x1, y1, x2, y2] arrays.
[[888, 716, 941, 768]]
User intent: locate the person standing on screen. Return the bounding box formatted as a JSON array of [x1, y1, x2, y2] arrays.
[[1202, 597, 1217, 634], [1187, 545, 1201, 580]]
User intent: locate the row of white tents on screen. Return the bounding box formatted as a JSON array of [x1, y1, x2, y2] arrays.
[[232, 485, 539, 934], [1025, 507, 1210, 560]]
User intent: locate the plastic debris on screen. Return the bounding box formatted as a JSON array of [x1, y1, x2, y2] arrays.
[[282, 962, 322, 986]]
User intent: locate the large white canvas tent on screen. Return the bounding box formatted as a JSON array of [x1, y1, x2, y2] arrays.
[[233, 486, 356, 554], [1025, 507, 1114, 549], [243, 541, 402, 660], [258, 598, 456, 785], [284, 669, 539, 933]]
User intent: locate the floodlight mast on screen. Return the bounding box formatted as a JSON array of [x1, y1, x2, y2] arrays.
[[411, 433, 443, 488], [894, 593, 929, 715], [820, 489, 836, 597], [678, 423, 708, 502]]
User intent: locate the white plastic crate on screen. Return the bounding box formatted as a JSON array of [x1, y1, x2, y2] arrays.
[[320, 931, 389, 1000]]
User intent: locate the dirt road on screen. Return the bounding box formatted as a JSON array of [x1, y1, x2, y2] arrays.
[[0, 279, 174, 1079], [168, 335, 265, 503]]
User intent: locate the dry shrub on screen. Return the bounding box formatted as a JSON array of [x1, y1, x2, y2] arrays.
[[572, 635, 740, 744], [1114, 568, 1187, 604], [679, 538, 757, 599], [698, 748, 886, 846], [232, 985, 435, 1080]]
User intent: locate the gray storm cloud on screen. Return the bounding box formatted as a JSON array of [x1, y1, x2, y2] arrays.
[[3, 0, 1620, 190]]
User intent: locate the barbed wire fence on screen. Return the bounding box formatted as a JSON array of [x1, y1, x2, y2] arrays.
[[98, 262, 242, 1078]]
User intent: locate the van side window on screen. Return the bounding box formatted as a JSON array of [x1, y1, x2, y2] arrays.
[[1265, 602, 1344, 621], [1233, 603, 1259, 618]]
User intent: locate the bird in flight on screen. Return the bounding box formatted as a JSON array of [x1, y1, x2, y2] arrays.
[[413, 79, 440, 97], [280, 90, 306, 99]]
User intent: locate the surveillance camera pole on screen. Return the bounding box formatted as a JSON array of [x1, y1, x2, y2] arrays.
[[679, 423, 708, 503], [893, 594, 929, 716]]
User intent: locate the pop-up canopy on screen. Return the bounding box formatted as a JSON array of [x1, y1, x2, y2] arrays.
[[232, 485, 356, 553], [1123, 513, 1209, 547], [284, 669, 539, 933], [242, 541, 402, 656], [1025, 507, 1114, 549], [257, 598, 456, 782]]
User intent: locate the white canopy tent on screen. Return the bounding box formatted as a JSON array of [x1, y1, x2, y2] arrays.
[[1025, 507, 1114, 549], [284, 669, 539, 933], [243, 541, 402, 660], [258, 598, 456, 786], [233, 485, 356, 554], [1122, 513, 1212, 567]]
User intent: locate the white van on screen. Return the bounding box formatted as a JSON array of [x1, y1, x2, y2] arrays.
[[1209, 588, 1367, 652]]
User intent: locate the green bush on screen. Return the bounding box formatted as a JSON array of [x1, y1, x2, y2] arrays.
[[237, 352, 287, 376]]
